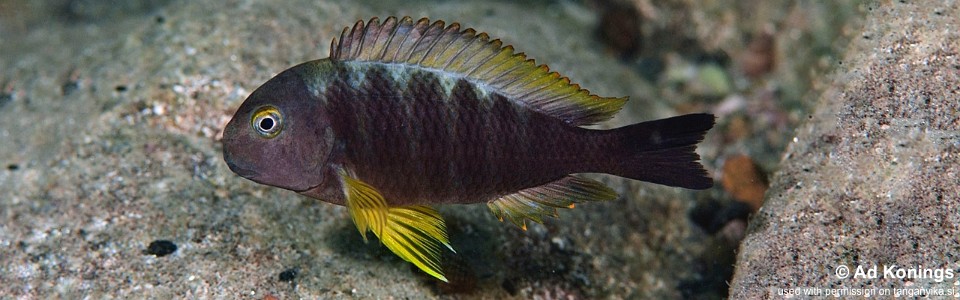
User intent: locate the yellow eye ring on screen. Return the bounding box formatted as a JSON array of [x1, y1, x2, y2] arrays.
[[251, 106, 283, 138]]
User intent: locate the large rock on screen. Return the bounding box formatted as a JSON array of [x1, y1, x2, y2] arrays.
[[730, 1, 959, 297]]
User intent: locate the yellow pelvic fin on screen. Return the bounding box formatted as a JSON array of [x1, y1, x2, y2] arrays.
[[339, 169, 387, 241], [487, 175, 618, 229], [339, 170, 453, 282], [330, 16, 627, 126]]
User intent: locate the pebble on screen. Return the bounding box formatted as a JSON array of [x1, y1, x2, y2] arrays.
[[721, 155, 768, 211], [145, 240, 177, 257], [278, 268, 298, 282]]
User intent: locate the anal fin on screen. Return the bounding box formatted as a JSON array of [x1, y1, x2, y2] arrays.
[[339, 170, 453, 282], [487, 175, 618, 230]]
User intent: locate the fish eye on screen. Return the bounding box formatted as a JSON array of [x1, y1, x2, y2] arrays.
[[251, 106, 283, 138]]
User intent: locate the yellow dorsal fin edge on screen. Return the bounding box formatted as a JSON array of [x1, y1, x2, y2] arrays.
[[339, 170, 453, 282], [330, 16, 627, 126]]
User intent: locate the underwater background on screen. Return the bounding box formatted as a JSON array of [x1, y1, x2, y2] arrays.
[[3, 0, 957, 299]]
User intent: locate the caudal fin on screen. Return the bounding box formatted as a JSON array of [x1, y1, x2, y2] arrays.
[[606, 113, 715, 189]]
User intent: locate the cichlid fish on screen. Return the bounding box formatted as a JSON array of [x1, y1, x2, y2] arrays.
[[222, 16, 715, 282]]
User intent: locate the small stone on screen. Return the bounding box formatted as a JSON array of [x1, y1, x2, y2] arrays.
[[596, 2, 643, 58], [725, 115, 751, 141], [739, 29, 776, 77], [278, 268, 298, 282], [719, 219, 747, 243], [0, 91, 12, 108], [695, 64, 733, 97], [61, 80, 79, 96], [721, 155, 768, 211], [146, 240, 177, 257]]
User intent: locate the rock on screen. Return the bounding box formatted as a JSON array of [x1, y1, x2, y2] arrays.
[[595, 0, 643, 58], [277, 268, 298, 282], [738, 29, 776, 78], [721, 154, 768, 211], [730, 1, 960, 297], [145, 240, 178, 257]]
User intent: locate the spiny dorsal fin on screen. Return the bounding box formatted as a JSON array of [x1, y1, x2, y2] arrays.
[[330, 16, 628, 126], [338, 169, 453, 282], [487, 175, 619, 229]]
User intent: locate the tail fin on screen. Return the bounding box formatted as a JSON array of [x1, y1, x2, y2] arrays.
[[606, 113, 715, 189]]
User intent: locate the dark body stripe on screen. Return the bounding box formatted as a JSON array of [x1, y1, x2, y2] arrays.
[[320, 61, 607, 205]]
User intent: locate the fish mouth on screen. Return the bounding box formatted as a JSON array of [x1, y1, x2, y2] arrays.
[[292, 181, 324, 193], [225, 160, 259, 178]]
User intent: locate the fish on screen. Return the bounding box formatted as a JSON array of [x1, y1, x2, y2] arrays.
[[221, 16, 715, 282]]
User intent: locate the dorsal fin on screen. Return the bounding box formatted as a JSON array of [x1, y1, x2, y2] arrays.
[[330, 16, 627, 126]]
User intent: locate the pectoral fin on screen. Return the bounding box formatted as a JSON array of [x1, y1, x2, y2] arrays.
[[339, 170, 453, 282], [487, 175, 618, 230]]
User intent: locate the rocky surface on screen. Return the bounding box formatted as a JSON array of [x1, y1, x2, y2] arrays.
[[730, 1, 960, 298]]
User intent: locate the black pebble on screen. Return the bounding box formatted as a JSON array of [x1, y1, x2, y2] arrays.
[[61, 81, 79, 96], [115, 85, 128, 92], [7, 164, 18, 171], [0, 92, 11, 108], [146, 240, 177, 257], [279, 268, 298, 282]]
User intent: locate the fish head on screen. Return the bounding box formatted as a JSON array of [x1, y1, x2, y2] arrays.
[[222, 65, 334, 192]]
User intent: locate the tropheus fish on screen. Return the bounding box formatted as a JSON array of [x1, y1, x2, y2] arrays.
[[222, 16, 715, 282]]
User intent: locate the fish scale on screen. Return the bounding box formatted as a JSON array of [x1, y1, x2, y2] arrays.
[[222, 16, 714, 282], [327, 62, 578, 204]]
